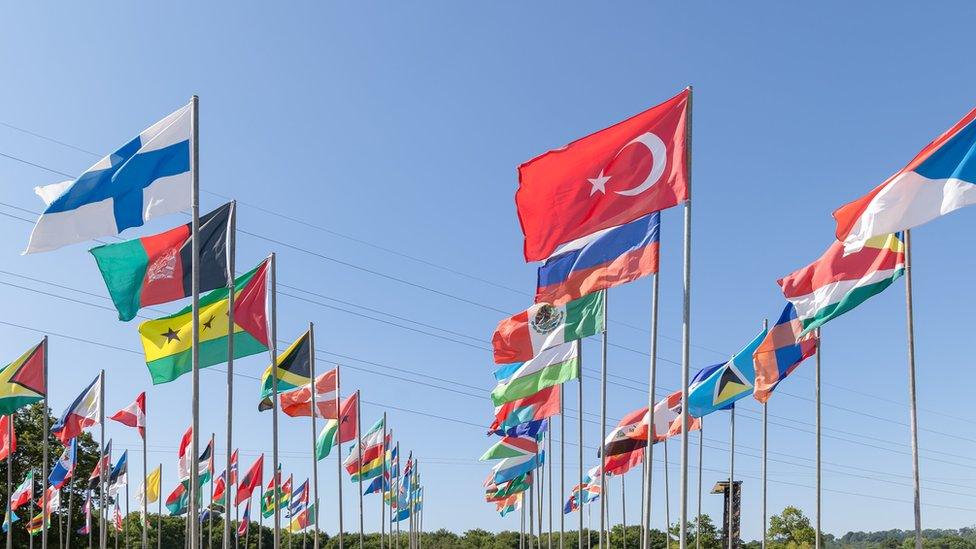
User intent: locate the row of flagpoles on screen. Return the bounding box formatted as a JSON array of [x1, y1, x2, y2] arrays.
[[483, 86, 976, 549], [3, 95, 426, 549]]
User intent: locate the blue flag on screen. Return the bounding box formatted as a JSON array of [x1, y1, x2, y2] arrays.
[[687, 329, 767, 418], [491, 418, 548, 439], [49, 439, 77, 489]]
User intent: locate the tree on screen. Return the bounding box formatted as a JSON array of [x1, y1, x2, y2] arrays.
[[670, 514, 723, 549], [768, 506, 816, 549]]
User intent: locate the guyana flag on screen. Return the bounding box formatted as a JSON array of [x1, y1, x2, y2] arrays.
[[258, 330, 312, 411], [0, 341, 46, 415], [90, 203, 233, 321], [138, 259, 270, 385]]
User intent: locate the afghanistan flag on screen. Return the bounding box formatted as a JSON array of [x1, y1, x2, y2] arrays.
[[90, 202, 233, 321], [138, 258, 270, 384], [0, 341, 46, 415], [258, 330, 312, 411]]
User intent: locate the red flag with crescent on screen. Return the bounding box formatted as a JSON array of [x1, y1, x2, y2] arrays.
[[516, 88, 689, 262]]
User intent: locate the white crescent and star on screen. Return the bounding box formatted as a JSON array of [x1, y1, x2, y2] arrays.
[[587, 132, 667, 196]]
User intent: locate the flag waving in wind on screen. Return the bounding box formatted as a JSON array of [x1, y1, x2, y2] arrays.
[[0, 341, 46, 416], [0, 415, 15, 461], [49, 439, 77, 489], [25, 104, 192, 254], [235, 454, 264, 506], [687, 330, 767, 418], [52, 375, 101, 444], [109, 392, 146, 439]]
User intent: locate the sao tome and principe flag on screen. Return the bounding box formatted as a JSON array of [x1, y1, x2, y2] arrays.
[[51, 375, 101, 444], [0, 341, 46, 416], [25, 104, 192, 254], [258, 330, 313, 411], [490, 342, 579, 406], [139, 258, 270, 384], [752, 302, 819, 403], [687, 329, 767, 418], [316, 393, 358, 460], [492, 291, 604, 364], [90, 202, 233, 321], [778, 233, 905, 335], [517, 89, 689, 262], [834, 106, 976, 253]]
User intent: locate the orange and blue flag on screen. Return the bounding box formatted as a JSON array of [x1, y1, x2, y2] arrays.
[[752, 303, 818, 403]]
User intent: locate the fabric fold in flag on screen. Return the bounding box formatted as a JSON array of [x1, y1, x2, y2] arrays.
[[536, 212, 659, 305], [0, 341, 46, 416], [491, 451, 544, 484], [490, 342, 579, 406], [490, 418, 548, 439], [26, 104, 192, 254], [492, 291, 604, 364], [687, 329, 767, 418], [280, 368, 338, 419], [752, 302, 818, 403], [258, 330, 313, 411], [109, 391, 146, 439], [489, 385, 560, 433], [139, 465, 161, 507], [51, 375, 101, 444], [600, 406, 649, 457], [11, 471, 33, 510]]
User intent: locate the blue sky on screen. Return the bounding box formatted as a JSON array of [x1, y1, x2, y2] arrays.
[[2, 1, 976, 539]]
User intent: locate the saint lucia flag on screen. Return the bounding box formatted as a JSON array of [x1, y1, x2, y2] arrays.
[[687, 329, 766, 418], [25, 104, 192, 254]]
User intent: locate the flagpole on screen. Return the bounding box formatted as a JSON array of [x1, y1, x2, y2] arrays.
[[336, 368, 344, 549], [5, 414, 11, 549], [157, 465, 162, 549], [126, 473, 131, 549], [208, 433, 215, 549], [621, 475, 627, 547], [188, 93, 202, 549], [223, 201, 236, 549], [900, 228, 923, 549], [67, 474, 76, 549], [814, 327, 822, 549], [664, 439, 671, 549], [696, 421, 702, 549], [394, 443, 400, 549], [559, 390, 564, 549], [640, 456, 646, 549], [679, 84, 693, 549], [644, 269, 660, 549], [547, 428, 552, 549], [380, 417, 387, 549], [576, 339, 583, 549], [598, 292, 607, 549], [528, 454, 534, 549], [258, 482, 263, 549], [728, 405, 735, 549], [356, 391, 364, 549], [308, 323, 320, 549], [41, 336, 50, 549], [761, 403, 767, 549], [266, 252, 281, 549]]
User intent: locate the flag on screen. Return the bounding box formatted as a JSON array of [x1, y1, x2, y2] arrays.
[[490, 342, 579, 406], [834, 107, 976, 252], [261, 471, 290, 518], [0, 341, 46, 415], [78, 494, 91, 535], [752, 302, 819, 403], [26, 511, 47, 536], [194, 439, 215, 487], [235, 454, 264, 506], [280, 368, 338, 418], [11, 471, 33, 510], [49, 438, 77, 489], [177, 426, 193, 481], [492, 291, 604, 364], [37, 487, 60, 514], [212, 472, 227, 507], [88, 440, 112, 489], [238, 501, 250, 537], [536, 211, 660, 305], [486, 473, 532, 502], [25, 104, 192, 254], [687, 330, 767, 418], [489, 385, 560, 432], [165, 482, 189, 515], [517, 89, 689, 262], [1, 509, 18, 533], [491, 451, 544, 484], [343, 418, 387, 482], [364, 475, 389, 496], [778, 233, 905, 335], [605, 446, 644, 476], [0, 415, 15, 461], [258, 330, 313, 411], [138, 465, 161, 507], [316, 393, 358, 460], [229, 449, 239, 485], [107, 450, 128, 497], [289, 479, 309, 516], [113, 504, 123, 532], [480, 436, 539, 461], [287, 503, 315, 533], [490, 418, 549, 439], [653, 390, 700, 441], [139, 259, 270, 384], [51, 375, 101, 444], [90, 202, 232, 321], [498, 494, 522, 517], [601, 406, 649, 457], [109, 391, 146, 439]]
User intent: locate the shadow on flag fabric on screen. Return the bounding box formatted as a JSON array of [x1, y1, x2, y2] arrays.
[[752, 302, 819, 403], [516, 88, 689, 262], [778, 233, 905, 336], [492, 291, 604, 364], [316, 393, 358, 460], [280, 368, 338, 419], [687, 329, 767, 418], [0, 341, 46, 415], [258, 330, 313, 411], [108, 391, 146, 439], [51, 374, 100, 444], [11, 471, 33, 510], [536, 211, 660, 305], [49, 439, 77, 489], [0, 415, 15, 461], [489, 385, 560, 433], [139, 465, 161, 507], [834, 106, 976, 252], [90, 202, 233, 321], [139, 258, 270, 384], [490, 341, 579, 406], [25, 104, 192, 254], [235, 454, 264, 507]]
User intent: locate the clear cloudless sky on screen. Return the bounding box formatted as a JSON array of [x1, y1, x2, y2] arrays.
[[1, 1, 976, 539]]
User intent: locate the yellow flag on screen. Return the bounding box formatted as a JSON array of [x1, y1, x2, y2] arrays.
[[139, 465, 161, 506]]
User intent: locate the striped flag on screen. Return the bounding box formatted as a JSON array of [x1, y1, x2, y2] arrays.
[[490, 342, 579, 406], [280, 369, 338, 419], [479, 436, 539, 461], [51, 375, 101, 444], [752, 302, 818, 403], [492, 291, 605, 364]]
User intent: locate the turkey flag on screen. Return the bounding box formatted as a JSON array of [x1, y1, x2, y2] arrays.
[[516, 88, 690, 262]]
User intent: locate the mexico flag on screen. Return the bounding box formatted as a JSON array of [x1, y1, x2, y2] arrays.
[[492, 291, 604, 364]]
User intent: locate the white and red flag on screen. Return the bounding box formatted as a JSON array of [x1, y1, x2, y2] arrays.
[[177, 426, 193, 481], [51, 375, 101, 445], [280, 369, 338, 419], [516, 89, 689, 262], [109, 392, 146, 439]]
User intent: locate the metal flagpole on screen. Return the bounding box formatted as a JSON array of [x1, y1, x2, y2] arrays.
[[126, 474, 131, 549], [381, 417, 387, 549], [679, 85, 693, 549], [224, 201, 236, 549], [395, 442, 401, 549], [728, 406, 735, 549], [904, 230, 922, 549], [308, 323, 321, 549], [31, 473, 36, 549], [98, 370, 107, 549], [528, 464, 534, 549], [640, 458, 646, 549], [356, 391, 364, 549], [602, 478, 609, 548], [268, 252, 281, 549], [761, 403, 767, 549], [696, 422, 702, 549], [537, 450, 542, 548], [142, 399, 149, 549], [598, 292, 608, 549], [559, 390, 564, 549], [158, 466, 163, 549], [42, 337, 50, 549], [188, 93, 202, 549], [5, 414, 11, 549], [664, 439, 671, 549], [244, 499, 250, 549], [815, 329, 822, 549], [586, 505, 590, 549], [336, 369, 345, 549], [209, 434, 215, 549], [258, 483, 263, 549], [547, 429, 552, 549], [644, 269, 660, 549], [621, 475, 626, 548], [576, 340, 583, 549], [520, 497, 525, 549]]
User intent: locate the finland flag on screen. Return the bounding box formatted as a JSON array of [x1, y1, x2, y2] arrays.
[[25, 103, 192, 253]]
